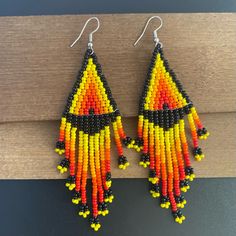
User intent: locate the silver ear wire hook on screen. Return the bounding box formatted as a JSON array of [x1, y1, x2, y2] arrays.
[[70, 17, 100, 51], [133, 16, 163, 47]]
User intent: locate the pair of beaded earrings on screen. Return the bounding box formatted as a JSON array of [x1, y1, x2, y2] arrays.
[[55, 16, 209, 231]]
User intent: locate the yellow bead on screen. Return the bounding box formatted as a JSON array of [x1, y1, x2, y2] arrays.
[[189, 176, 193, 181], [94, 224, 101, 231], [152, 193, 156, 198], [58, 150, 65, 155], [139, 161, 144, 166], [181, 187, 187, 193], [72, 199, 79, 204], [119, 164, 124, 169], [57, 165, 62, 170], [106, 181, 112, 188], [69, 184, 76, 191], [178, 219, 183, 224], [152, 178, 158, 184]]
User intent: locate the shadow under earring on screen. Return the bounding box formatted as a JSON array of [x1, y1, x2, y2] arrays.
[[132, 16, 209, 223], [55, 17, 130, 231]]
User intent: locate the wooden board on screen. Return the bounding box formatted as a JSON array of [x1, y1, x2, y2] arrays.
[[0, 13, 236, 122], [0, 112, 235, 179]]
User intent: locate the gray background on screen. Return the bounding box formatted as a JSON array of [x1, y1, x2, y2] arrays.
[[0, 0, 236, 15], [0, 1, 236, 235], [1, 179, 236, 236]]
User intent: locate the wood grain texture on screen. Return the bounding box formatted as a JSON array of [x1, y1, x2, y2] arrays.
[[0, 113, 235, 179], [0, 13, 236, 122]]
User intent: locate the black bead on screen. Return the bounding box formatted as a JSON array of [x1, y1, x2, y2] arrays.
[[193, 147, 202, 155], [106, 172, 111, 181], [149, 169, 156, 178]]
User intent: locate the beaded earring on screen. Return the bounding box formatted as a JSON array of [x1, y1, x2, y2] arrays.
[[55, 17, 130, 231], [131, 16, 209, 223]]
